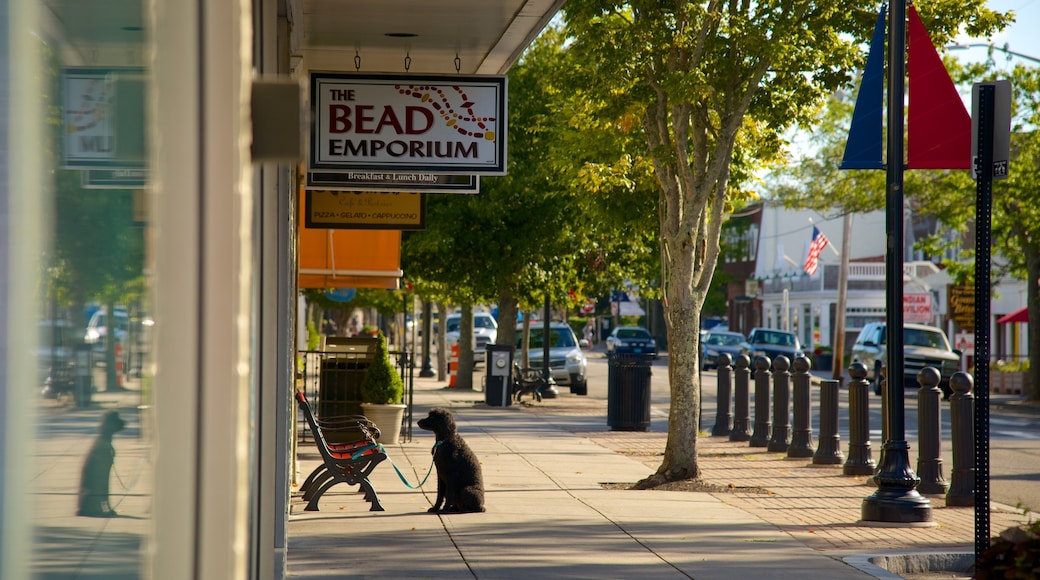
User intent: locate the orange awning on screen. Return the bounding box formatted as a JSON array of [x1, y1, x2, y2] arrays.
[[297, 190, 402, 289], [997, 307, 1029, 325]]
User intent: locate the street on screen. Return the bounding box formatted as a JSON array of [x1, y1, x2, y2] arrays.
[[579, 351, 1040, 513]]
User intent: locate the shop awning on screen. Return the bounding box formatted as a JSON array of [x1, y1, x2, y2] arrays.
[[997, 307, 1029, 324], [297, 191, 402, 289]]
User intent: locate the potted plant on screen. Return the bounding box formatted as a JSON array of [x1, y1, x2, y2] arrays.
[[360, 331, 406, 444]]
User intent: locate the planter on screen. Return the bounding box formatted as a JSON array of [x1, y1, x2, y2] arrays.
[[361, 403, 406, 445], [992, 371, 1027, 396], [813, 353, 833, 372]]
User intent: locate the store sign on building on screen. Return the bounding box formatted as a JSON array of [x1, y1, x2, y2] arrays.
[[304, 190, 425, 230], [310, 73, 506, 175], [948, 284, 975, 331], [903, 292, 933, 323]]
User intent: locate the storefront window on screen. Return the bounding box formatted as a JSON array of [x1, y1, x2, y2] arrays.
[[12, 2, 154, 577]]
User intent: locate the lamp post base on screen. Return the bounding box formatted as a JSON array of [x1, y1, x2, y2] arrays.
[[861, 441, 933, 525]]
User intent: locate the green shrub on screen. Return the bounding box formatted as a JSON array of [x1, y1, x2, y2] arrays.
[[976, 515, 1040, 579], [992, 359, 1030, 372], [360, 331, 403, 405]]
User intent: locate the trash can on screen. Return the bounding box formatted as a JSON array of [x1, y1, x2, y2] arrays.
[[485, 345, 514, 407], [607, 353, 652, 431], [74, 342, 93, 408], [318, 337, 377, 442]]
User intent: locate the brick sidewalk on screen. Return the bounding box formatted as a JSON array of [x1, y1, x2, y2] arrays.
[[524, 392, 1031, 556]]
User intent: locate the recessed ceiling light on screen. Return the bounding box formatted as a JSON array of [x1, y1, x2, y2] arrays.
[[384, 32, 418, 38]]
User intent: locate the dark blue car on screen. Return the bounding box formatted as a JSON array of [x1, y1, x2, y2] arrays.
[[605, 326, 658, 358]]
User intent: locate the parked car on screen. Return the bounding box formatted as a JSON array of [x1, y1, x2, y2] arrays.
[[850, 322, 961, 396], [444, 312, 498, 363], [700, 330, 751, 370], [605, 326, 657, 358], [746, 327, 805, 367], [516, 322, 588, 395]]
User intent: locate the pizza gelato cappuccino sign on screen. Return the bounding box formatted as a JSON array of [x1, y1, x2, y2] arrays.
[[310, 73, 506, 174]]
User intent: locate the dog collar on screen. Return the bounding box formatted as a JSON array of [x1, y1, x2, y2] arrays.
[[431, 440, 445, 453]]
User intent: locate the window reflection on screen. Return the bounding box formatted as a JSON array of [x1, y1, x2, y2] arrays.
[[32, 1, 152, 577]]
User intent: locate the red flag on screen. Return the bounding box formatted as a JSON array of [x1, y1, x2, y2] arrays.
[[804, 226, 830, 276], [907, 5, 971, 169]]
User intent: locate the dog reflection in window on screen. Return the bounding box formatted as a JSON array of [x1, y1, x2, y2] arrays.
[[78, 410, 126, 517]]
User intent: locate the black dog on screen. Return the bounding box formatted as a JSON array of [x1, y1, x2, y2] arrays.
[[78, 410, 126, 517], [416, 408, 485, 513]]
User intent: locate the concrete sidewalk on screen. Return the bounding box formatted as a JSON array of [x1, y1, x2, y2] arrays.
[[286, 372, 1028, 579]]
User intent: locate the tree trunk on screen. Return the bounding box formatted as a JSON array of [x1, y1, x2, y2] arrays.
[[1026, 252, 1040, 401], [435, 301, 448, 381], [105, 297, 120, 392], [456, 305, 475, 390], [496, 289, 519, 351], [637, 246, 703, 487]]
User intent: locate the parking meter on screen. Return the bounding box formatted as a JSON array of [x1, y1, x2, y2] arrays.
[[485, 345, 514, 407]]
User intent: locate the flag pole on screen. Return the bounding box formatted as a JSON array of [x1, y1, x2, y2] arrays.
[[860, 0, 933, 525]]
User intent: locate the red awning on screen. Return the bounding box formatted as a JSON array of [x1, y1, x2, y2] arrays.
[[997, 307, 1029, 324]]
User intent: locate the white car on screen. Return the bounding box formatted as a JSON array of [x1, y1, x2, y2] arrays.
[[444, 312, 498, 363]]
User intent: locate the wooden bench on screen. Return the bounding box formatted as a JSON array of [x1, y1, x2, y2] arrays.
[[295, 390, 387, 511]]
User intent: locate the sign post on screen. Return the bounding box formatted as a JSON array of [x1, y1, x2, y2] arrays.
[[971, 79, 1012, 561]]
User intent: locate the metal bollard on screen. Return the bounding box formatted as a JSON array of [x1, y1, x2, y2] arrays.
[[712, 353, 733, 436], [946, 372, 975, 507], [916, 367, 949, 495], [749, 356, 772, 447], [730, 354, 751, 442], [813, 378, 845, 465], [843, 362, 876, 476], [768, 356, 792, 453], [788, 356, 815, 458]]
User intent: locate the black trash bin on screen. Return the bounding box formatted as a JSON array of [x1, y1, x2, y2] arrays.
[[74, 342, 93, 408], [318, 337, 376, 442], [484, 345, 514, 407], [607, 352, 652, 431]]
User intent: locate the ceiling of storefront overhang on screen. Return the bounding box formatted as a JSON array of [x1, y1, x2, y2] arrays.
[[289, 0, 565, 75], [40, 0, 565, 75]]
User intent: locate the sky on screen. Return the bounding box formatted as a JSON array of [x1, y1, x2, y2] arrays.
[[952, 0, 1040, 65]]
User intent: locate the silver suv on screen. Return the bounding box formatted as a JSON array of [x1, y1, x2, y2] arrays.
[[851, 322, 961, 396], [516, 322, 588, 395]]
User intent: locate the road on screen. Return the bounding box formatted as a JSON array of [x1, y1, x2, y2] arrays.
[[580, 351, 1040, 513]]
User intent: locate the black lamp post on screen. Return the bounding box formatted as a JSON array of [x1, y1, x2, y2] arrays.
[[861, 0, 932, 525], [420, 301, 434, 377]]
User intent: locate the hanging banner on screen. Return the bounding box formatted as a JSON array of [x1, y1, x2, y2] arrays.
[[304, 190, 425, 230], [310, 73, 506, 174]]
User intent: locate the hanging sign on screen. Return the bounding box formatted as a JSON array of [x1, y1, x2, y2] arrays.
[[310, 73, 506, 174], [306, 170, 478, 193], [62, 67, 146, 169], [304, 190, 425, 230]]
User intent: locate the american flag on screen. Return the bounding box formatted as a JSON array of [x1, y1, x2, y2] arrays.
[[803, 226, 830, 275]]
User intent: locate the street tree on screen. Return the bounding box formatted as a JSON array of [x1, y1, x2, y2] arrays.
[[560, 1, 1008, 487], [402, 25, 659, 354]]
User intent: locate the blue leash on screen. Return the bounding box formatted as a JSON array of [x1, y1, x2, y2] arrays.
[[353, 440, 443, 489]]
